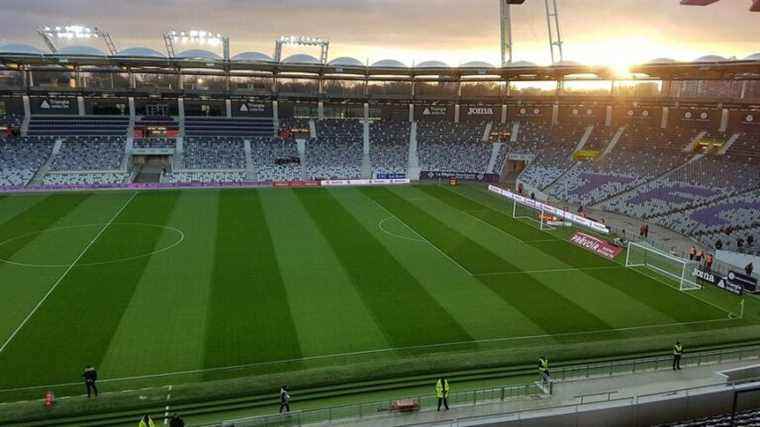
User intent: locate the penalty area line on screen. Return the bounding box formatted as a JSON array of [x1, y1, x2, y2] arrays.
[[0, 316, 737, 394], [0, 192, 138, 354]]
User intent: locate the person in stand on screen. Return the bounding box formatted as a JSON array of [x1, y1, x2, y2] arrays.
[[748, 235, 755, 247], [644, 224, 650, 239], [138, 415, 155, 427], [746, 262, 754, 277], [695, 249, 703, 263], [738, 238, 745, 249], [673, 341, 684, 371], [82, 366, 98, 398], [689, 246, 696, 261], [279, 384, 290, 414], [538, 356, 551, 386], [715, 240, 723, 251], [640, 224, 646, 239], [706, 253, 714, 273], [435, 377, 450, 411]]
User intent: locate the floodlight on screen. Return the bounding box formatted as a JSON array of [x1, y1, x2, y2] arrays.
[[163, 28, 230, 60], [37, 24, 118, 55]]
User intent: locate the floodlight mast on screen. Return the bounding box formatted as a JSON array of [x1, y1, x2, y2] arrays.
[[275, 36, 330, 64], [500, 0, 514, 66], [163, 30, 230, 60], [37, 25, 119, 55]]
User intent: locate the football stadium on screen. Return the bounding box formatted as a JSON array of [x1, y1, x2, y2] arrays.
[[1, 0, 760, 425]]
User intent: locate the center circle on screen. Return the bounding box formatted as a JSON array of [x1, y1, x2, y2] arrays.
[[0, 223, 185, 268]]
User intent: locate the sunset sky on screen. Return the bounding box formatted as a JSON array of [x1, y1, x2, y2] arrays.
[[1, 0, 758, 68]]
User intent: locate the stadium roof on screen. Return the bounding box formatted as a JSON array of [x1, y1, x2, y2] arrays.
[[461, 61, 495, 68], [505, 60, 538, 67], [57, 45, 106, 56], [372, 59, 407, 68], [328, 57, 364, 67], [745, 53, 760, 61], [232, 51, 273, 62], [176, 49, 222, 60], [416, 61, 450, 68], [694, 55, 728, 62], [116, 47, 166, 58], [0, 43, 44, 55], [282, 54, 321, 64]]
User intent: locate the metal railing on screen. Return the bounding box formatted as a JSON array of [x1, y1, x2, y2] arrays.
[[548, 344, 760, 383], [209, 344, 760, 427], [212, 383, 543, 427]]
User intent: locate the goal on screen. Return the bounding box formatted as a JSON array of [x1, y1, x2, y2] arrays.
[[512, 199, 557, 231], [625, 242, 701, 291]]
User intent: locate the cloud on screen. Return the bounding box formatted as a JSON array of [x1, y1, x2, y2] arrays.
[[0, 0, 757, 64]]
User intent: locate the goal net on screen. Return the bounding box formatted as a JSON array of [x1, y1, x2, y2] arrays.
[[512, 199, 557, 231], [625, 242, 701, 291]]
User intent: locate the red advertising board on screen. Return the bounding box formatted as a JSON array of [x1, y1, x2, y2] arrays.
[[569, 232, 622, 260], [272, 180, 321, 188]]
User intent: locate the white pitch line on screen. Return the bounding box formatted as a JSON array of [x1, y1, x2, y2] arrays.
[[0, 316, 738, 394], [474, 265, 625, 277], [0, 192, 138, 354], [365, 192, 475, 276], [163, 385, 172, 425]]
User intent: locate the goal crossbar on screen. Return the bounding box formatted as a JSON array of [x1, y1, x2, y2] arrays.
[[625, 241, 701, 291]]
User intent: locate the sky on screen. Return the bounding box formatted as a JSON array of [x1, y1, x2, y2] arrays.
[[0, 0, 758, 69]]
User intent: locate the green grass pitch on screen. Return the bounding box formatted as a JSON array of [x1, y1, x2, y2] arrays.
[[0, 184, 755, 398]]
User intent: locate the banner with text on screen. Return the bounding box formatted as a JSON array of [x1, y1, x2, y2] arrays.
[[569, 232, 622, 260], [421, 171, 500, 183], [488, 185, 610, 234]]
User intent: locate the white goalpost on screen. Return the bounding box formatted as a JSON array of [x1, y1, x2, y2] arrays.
[[512, 199, 557, 231], [625, 241, 702, 291]]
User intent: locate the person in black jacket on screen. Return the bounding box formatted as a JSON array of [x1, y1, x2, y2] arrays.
[[279, 385, 290, 414], [82, 366, 98, 398], [169, 415, 185, 427]]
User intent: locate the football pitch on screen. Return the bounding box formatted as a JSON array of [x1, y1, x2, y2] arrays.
[[0, 183, 755, 399]]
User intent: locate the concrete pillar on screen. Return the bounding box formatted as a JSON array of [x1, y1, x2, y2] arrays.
[[552, 104, 559, 126], [605, 105, 613, 127], [178, 98, 185, 121], [454, 104, 461, 123], [409, 104, 414, 123], [225, 99, 232, 118], [128, 97, 136, 120], [318, 101, 325, 120], [22, 95, 31, 117], [720, 108, 729, 133], [661, 107, 669, 129], [77, 96, 85, 116], [501, 105, 508, 124]]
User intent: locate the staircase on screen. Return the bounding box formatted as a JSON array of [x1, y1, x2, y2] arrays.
[[481, 121, 493, 142], [362, 120, 371, 178], [407, 122, 420, 180], [27, 139, 63, 186], [717, 133, 742, 155], [244, 140, 256, 180], [683, 130, 708, 153], [486, 143, 504, 174], [599, 126, 626, 159], [572, 125, 595, 156]]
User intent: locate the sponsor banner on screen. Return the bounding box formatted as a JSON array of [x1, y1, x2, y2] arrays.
[[31, 97, 77, 114], [321, 178, 410, 187], [462, 105, 499, 120], [376, 173, 407, 179], [420, 171, 500, 183], [488, 185, 610, 234], [569, 232, 622, 260], [272, 180, 320, 188], [679, 109, 713, 122], [415, 104, 451, 121], [692, 267, 745, 295], [232, 101, 273, 117], [728, 270, 758, 293]]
